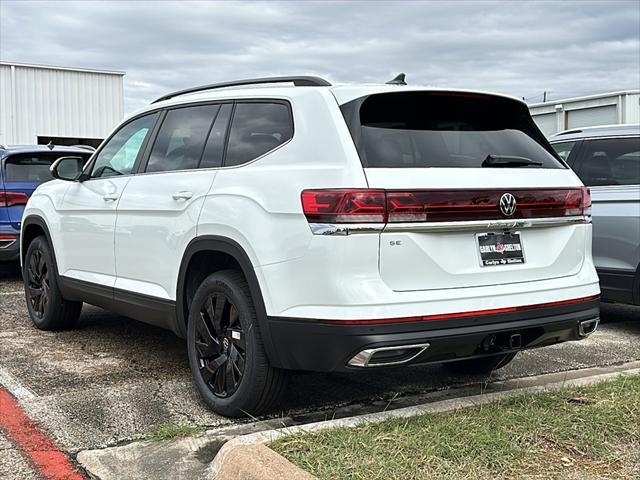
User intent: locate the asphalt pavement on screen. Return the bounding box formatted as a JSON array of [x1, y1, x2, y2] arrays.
[[1, 262, 639, 475]]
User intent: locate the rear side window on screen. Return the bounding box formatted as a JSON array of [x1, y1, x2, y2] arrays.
[[146, 105, 220, 173], [225, 102, 293, 167], [3, 153, 90, 183], [341, 92, 564, 169], [576, 137, 640, 186]]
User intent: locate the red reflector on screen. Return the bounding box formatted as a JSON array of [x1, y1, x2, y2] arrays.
[[320, 295, 600, 325], [0, 235, 17, 241], [301, 190, 386, 223], [0, 192, 29, 207]]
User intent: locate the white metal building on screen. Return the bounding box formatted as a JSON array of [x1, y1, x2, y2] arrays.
[[529, 90, 640, 136], [0, 61, 125, 147]]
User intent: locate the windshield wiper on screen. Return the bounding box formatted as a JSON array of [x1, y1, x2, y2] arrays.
[[481, 155, 543, 168]]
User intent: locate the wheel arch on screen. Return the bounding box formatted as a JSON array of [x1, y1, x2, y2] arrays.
[[177, 235, 280, 365], [21, 216, 59, 275]]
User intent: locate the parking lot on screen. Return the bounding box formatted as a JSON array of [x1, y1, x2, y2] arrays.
[[1, 260, 639, 475]]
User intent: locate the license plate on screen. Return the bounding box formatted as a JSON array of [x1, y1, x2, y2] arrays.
[[477, 232, 525, 267]]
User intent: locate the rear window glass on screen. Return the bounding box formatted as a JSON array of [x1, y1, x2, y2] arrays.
[[3, 153, 90, 182], [341, 92, 564, 169]]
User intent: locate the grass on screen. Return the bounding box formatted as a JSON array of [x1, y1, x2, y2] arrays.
[[272, 375, 640, 479], [148, 424, 203, 442]]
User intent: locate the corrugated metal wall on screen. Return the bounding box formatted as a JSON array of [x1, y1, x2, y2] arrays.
[[529, 90, 640, 136], [0, 63, 124, 145]]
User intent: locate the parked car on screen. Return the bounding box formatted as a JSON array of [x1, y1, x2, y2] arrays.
[[550, 125, 640, 306], [21, 76, 600, 417], [0, 145, 92, 262]]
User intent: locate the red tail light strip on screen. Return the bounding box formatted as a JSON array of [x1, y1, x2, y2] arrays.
[[302, 188, 591, 224], [320, 295, 600, 326], [0, 192, 29, 207]]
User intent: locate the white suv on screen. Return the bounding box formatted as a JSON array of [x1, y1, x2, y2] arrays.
[[21, 76, 601, 417]]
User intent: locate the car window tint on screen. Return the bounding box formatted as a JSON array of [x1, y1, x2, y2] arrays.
[[577, 137, 640, 186], [225, 102, 293, 167], [340, 92, 563, 169], [92, 113, 158, 178], [4, 153, 89, 183], [551, 142, 577, 163], [200, 104, 232, 169], [146, 105, 220, 173]]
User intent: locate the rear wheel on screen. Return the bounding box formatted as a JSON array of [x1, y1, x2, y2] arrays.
[[23, 236, 82, 330], [187, 270, 288, 417], [442, 352, 517, 375]]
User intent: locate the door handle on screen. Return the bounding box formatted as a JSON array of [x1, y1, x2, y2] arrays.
[[103, 194, 119, 202], [172, 191, 194, 201]]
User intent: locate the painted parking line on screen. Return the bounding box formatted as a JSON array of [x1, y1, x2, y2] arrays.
[[0, 388, 84, 480], [0, 367, 35, 401], [0, 291, 23, 295]]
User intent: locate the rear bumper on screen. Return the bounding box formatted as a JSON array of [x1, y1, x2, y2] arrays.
[[266, 297, 600, 372], [0, 233, 20, 262]]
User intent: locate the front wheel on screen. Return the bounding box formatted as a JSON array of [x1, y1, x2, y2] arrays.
[[442, 352, 517, 375], [23, 235, 82, 330], [187, 270, 289, 417]]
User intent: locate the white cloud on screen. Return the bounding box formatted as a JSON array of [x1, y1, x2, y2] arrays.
[[1, 0, 638, 113]]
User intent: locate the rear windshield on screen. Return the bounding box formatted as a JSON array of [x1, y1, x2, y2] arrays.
[[340, 92, 565, 169], [3, 152, 91, 182]]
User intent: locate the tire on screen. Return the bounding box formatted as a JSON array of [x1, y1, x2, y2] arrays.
[[23, 235, 82, 330], [442, 352, 517, 375], [187, 269, 289, 417]]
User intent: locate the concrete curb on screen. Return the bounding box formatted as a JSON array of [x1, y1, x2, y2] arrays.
[[213, 444, 316, 480], [206, 366, 640, 479]]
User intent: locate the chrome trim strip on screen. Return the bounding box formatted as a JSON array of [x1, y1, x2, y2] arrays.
[[309, 223, 385, 236], [310, 216, 588, 235], [0, 240, 17, 249], [348, 343, 431, 368], [383, 216, 589, 233]]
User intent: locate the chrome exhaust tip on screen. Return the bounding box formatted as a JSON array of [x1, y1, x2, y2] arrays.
[[348, 343, 431, 368], [578, 317, 599, 337]]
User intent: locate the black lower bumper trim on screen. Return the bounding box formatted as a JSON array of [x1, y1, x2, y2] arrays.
[[266, 299, 600, 372]]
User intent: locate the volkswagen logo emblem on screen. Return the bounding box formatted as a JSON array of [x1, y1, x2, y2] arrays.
[[499, 193, 517, 217]]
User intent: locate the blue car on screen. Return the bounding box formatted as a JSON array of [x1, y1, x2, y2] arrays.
[[0, 144, 93, 262]]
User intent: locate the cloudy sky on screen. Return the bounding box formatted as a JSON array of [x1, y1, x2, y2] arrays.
[[1, 0, 639, 113]]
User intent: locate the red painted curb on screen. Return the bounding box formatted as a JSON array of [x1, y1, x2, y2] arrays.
[[0, 388, 84, 480]]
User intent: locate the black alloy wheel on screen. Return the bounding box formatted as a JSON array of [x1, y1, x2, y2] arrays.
[[194, 293, 247, 398], [26, 247, 50, 319], [187, 270, 289, 417]]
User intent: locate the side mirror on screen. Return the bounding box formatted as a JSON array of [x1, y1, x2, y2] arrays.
[[50, 157, 85, 181]]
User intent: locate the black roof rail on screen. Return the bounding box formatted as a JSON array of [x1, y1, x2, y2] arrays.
[[72, 144, 96, 151], [152, 76, 332, 104], [556, 129, 583, 136]]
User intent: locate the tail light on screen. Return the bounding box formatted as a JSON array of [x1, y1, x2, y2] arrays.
[[302, 188, 591, 224], [582, 187, 592, 218], [301, 190, 386, 223], [0, 192, 29, 207]]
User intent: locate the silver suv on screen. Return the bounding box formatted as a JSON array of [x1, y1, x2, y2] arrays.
[[550, 124, 640, 305]]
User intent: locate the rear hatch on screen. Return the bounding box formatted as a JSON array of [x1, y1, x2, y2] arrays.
[[340, 91, 590, 291]]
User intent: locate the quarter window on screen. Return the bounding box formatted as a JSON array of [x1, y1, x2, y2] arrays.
[[91, 113, 158, 178], [146, 105, 220, 173], [225, 102, 293, 167], [551, 142, 577, 164], [577, 137, 640, 186]]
